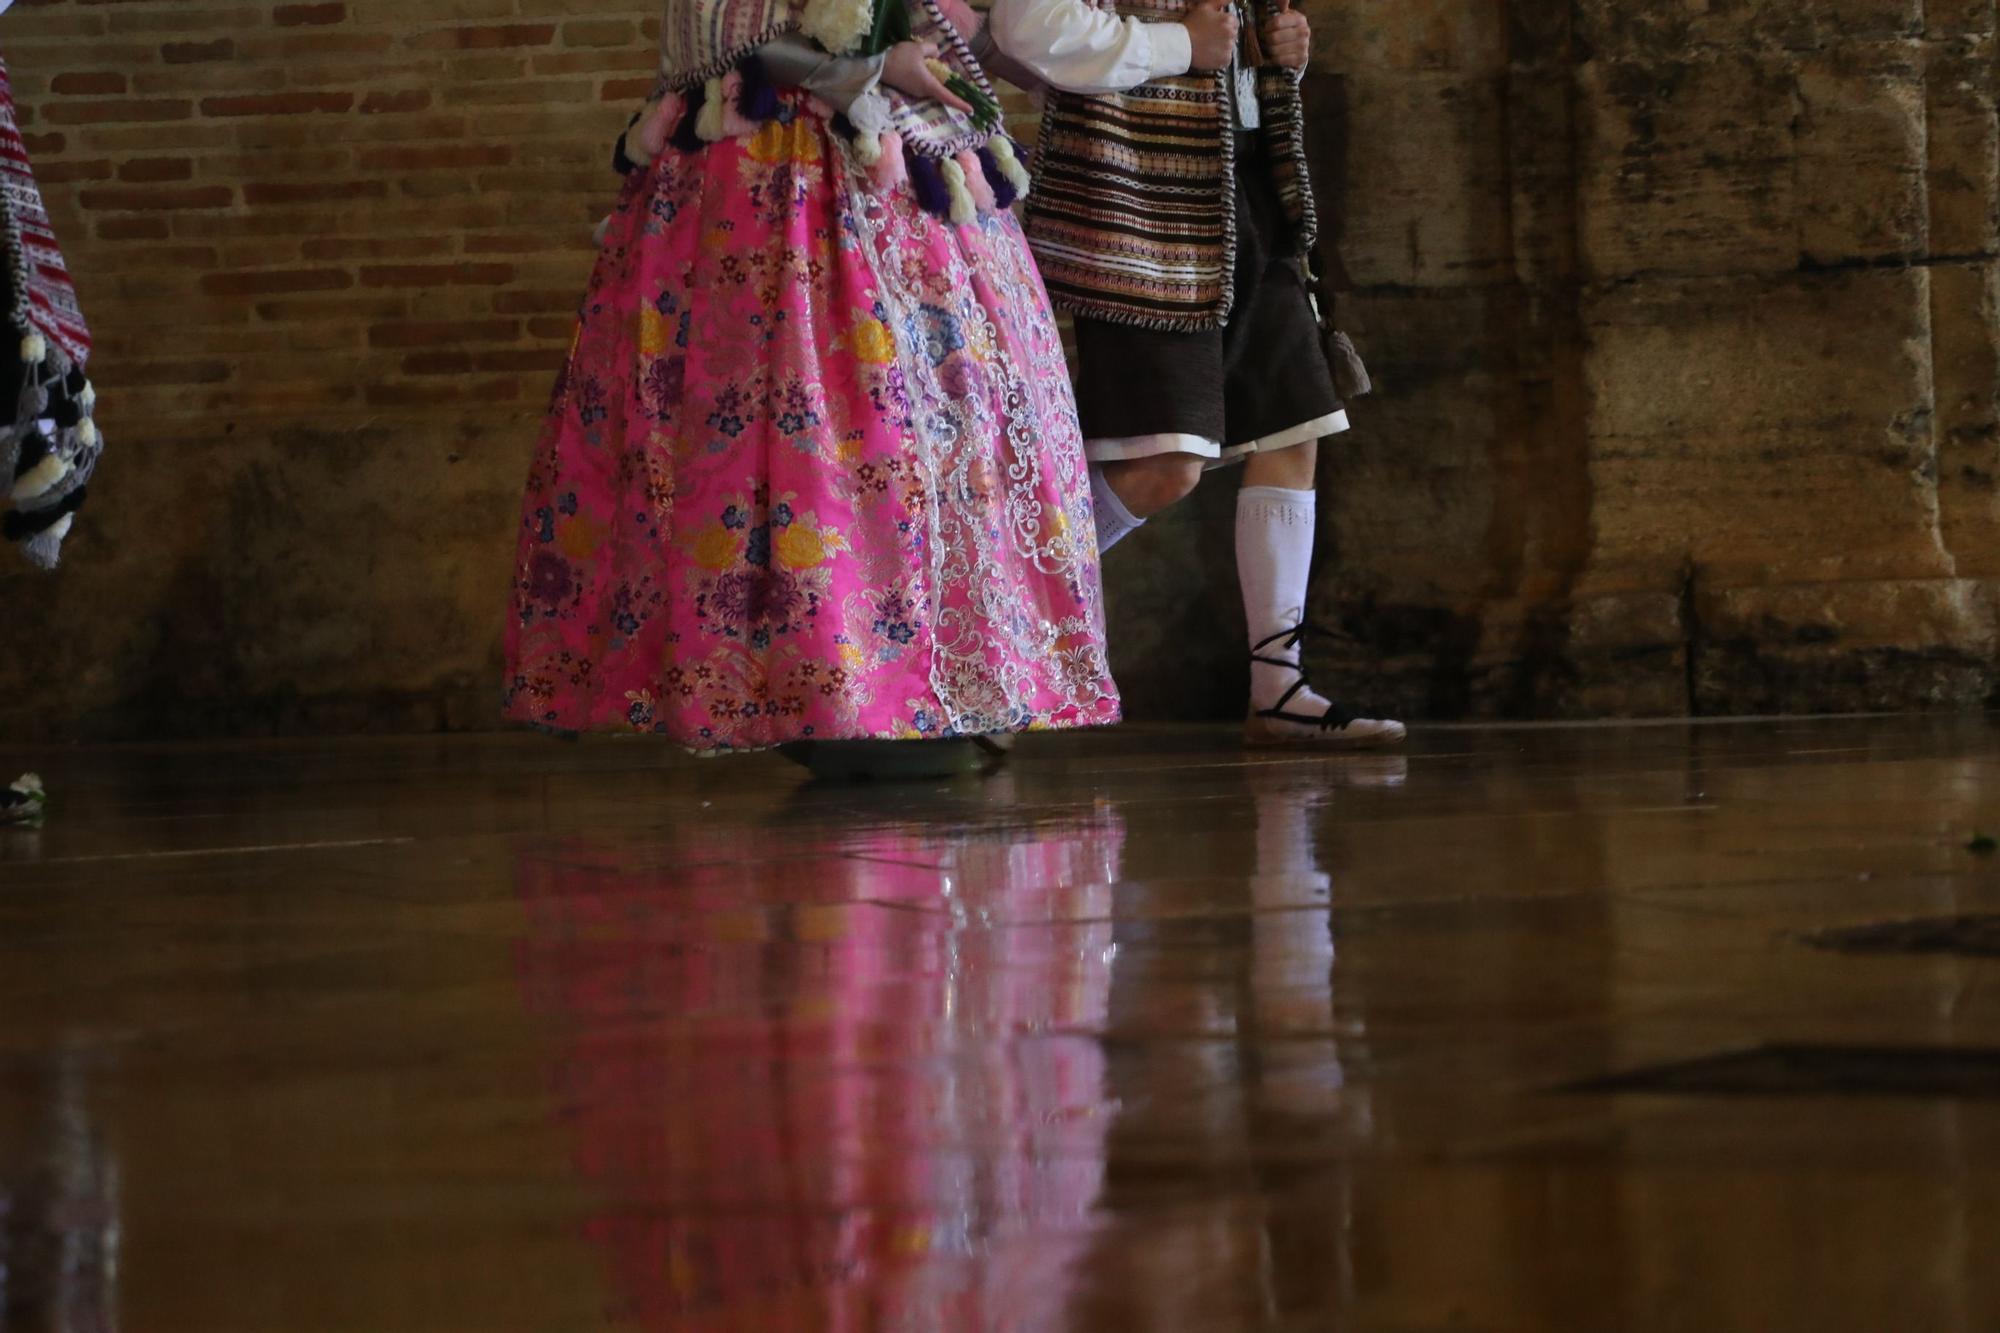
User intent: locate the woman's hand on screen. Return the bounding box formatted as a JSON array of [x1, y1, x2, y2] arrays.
[[883, 40, 974, 113], [1260, 0, 1311, 70]]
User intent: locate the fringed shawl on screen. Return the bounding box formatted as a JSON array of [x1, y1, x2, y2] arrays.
[[0, 54, 100, 570], [656, 0, 797, 88], [658, 0, 1005, 160]]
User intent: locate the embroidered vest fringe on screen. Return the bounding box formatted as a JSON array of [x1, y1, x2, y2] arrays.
[[0, 56, 101, 571]]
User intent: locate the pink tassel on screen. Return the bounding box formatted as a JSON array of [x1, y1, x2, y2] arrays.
[[634, 93, 684, 161], [872, 130, 907, 190], [956, 150, 995, 212], [718, 71, 757, 139]]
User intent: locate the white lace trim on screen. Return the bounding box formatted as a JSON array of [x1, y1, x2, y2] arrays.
[[845, 153, 1113, 733]]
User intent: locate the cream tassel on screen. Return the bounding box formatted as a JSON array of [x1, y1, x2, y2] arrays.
[[77, 418, 99, 449], [695, 77, 727, 142], [988, 135, 1031, 195], [9, 452, 66, 504], [21, 332, 45, 365], [939, 156, 977, 225], [852, 131, 882, 167]]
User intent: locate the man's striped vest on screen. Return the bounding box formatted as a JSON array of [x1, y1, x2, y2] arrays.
[[1024, 0, 1317, 331]]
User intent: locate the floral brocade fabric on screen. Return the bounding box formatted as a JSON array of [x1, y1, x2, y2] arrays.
[[504, 99, 1120, 750]]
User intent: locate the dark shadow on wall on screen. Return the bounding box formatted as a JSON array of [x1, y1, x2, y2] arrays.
[[1297, 60, 1598, 724], [1100, 479, 1253, 723], [2, 420, 513, 742]]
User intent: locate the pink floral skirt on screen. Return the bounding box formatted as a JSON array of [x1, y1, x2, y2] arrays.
[[503, 99, 1120, 750]]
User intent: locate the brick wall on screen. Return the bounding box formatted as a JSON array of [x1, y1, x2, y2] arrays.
[[3, 0, 664, 736], [14, 1, 659, 410]]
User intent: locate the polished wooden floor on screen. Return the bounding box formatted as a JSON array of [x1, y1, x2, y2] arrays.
[[4, 717, 2000, 1331]]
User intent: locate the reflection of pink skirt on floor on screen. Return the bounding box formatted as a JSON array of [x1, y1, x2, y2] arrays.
[[513, 798, 1122, 1330], [503, 97, 1120, 751]]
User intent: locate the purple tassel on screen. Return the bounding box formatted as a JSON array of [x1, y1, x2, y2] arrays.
[[976, 147, 1016, 209], [669, 83, 707, 151], [908, 152, 951, 217], [737, 55, 780, 122]]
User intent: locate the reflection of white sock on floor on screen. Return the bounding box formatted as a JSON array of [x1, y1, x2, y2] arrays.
[[1255, 784, 1318, 879], [1249, 784, 1343, 1110], [1089, 466, 1145, 554], [1237, 485, 1337, 715]]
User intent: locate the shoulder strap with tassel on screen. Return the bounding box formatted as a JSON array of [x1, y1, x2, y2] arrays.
[[1303, 250, 1370, 400]]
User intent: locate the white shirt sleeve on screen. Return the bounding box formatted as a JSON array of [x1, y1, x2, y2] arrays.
[[988, 0, 1193, 95]]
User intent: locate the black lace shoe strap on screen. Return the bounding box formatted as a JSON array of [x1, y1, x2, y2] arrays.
[[1251, 620, 1357, 657], [1254, 677, 1359, 731], [1250, 620, 1365, 730]]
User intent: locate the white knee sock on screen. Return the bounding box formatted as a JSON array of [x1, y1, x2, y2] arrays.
[[1237, 485, 1335, 714], [1089, 466, 1145, 554]]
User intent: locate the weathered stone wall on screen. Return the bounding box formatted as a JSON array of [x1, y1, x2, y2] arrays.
[[2, 0, 1994, 740], [1293, 0, 2000, 720]]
